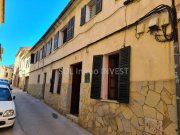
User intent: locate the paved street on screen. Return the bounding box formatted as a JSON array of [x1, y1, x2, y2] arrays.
[[0, 87, 91, 135]]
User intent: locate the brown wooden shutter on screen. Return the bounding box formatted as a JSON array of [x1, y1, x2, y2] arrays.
[[67, 17, 75, 41], [50, 69, 56, 93], [117, 46, 131, 103], [57, 67, 63, 94], [80, 5, 86, 26], [96, 0, 102, 14], [90, 55, 103, 99], [30, 54, 35, 64], [50, 38, 52, 53]]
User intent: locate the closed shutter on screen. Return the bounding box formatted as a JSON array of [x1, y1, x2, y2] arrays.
[[80, 5, 86, 26], [30, 54, 35, 64], [67, 16, 75, 41], [96, 0, 102, 14], [36, 51, 38, 62], [50, 69, 56, 93], [42, 46, 45, 58], [90, 55, 103, 99], [57, 67, 63, 94], [50, 38, 52, 53], [117, 46, 131, 103]]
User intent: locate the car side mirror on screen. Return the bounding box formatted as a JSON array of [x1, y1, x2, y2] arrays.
[[13, 96, 16, 100]]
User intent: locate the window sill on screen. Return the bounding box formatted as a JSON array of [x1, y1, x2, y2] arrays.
[[100, 99, 119, 104]]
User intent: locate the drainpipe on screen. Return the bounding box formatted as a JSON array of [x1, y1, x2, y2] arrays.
[[172, 0, 180, 134]]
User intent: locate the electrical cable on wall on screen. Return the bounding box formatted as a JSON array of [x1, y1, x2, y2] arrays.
[[30, 4, 177, 73]]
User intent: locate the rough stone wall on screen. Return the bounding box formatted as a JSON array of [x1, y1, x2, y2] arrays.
[[43, 83, 70, 114], [28, 84, 43, 98], [79, 81, 177, 135], [28, 83, 71, 114]]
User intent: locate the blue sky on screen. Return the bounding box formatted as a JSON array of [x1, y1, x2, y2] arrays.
[[0, 0, 69, 66]]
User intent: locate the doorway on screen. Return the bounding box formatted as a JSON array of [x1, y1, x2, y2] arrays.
[[70, 62, 82, 116], [24, 76, 29, 91], [42, 73, 47, 99]]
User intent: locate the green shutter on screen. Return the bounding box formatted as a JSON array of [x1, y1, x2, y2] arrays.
[[57, 67, 63, 94], [67, 16, 75, 41], [96, 0, 102, 14], [50, 70, 56, 93], [80, 5, 86, 26], [117, 46, 131, 103], [90, 55, 103, 99]]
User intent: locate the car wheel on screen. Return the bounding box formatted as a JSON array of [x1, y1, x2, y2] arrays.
[[9, 124, 14, 128]]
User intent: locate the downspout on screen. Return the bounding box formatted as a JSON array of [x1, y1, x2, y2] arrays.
[[172, 0, 180, 134]]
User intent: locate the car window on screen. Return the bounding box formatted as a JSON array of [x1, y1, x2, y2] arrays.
[[0, 82, 9, 86], [0, 88, 12, 101]]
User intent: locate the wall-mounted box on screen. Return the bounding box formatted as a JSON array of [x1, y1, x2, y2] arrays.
[[137, 23, 145, 34], [148, 17, 159, 32]]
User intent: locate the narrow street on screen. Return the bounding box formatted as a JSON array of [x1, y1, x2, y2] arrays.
[[0, 87, 92, 135]]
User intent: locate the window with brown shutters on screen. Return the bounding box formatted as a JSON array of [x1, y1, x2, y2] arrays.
[[90, 55, 103, 99], [57, 67, 63, 94], [30, 54, 35, 64], [117, 46, 131, 103], [80, 5, 86, 26], [96, 0, 102, 14], [67, 17, 75, 41], [50, 69, 56, 93]]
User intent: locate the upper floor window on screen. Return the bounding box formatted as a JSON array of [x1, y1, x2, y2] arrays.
[[54, 32, 59, 50], [80, 0, 103, 26], [47, 38, 52, 55], [59, 16, 75, 45], [62, 26, 68, 44], [42, 44, 47, 58], [40, 49, 43, 60]]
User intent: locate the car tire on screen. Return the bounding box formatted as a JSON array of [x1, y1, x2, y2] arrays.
[[9, 124, 14, 128]]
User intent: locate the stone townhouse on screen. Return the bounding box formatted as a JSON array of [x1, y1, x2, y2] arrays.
[[13, 47, 31, 91], [0, 0, 5, 23], [28, 0, 180, 134], [0, 65, 13, 82]]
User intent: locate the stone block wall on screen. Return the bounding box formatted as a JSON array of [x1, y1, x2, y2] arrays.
[[28, 83, 71, 114], [79, 80, 177, 135], [27, 84, 43, 98]]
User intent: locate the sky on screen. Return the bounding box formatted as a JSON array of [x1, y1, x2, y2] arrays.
[[0, 0, 69, 66]]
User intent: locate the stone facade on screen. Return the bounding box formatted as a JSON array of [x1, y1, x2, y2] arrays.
[[79, 81, 177, 135], [28, 80, 177, 135], [13, 47, 31, 90], [0, 65, 13, 82]]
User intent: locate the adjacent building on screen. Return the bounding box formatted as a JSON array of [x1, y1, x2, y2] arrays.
[[13, 47, 31, 91], [0, 65, 13, 82], [0, 0, 5, 61], [27, 0, 180, 135], [0, 0, 5, 23]]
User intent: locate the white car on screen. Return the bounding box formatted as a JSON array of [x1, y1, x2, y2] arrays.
[[0, 85, 16, 128]]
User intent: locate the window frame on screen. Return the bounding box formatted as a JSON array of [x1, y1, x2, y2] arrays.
[[54, 31, 59, 50]]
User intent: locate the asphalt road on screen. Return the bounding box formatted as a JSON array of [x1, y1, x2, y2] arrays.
[[0, 88, 91, 135]]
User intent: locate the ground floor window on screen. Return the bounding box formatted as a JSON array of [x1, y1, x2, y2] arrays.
[[108, 54, 119, 100], [91, 46, 131, 103]]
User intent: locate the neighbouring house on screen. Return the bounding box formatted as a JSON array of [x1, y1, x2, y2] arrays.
[[13, 47, 31, 91], [0, 0, 5, 23], [28, 0, 180, 135], [0, 65, 13, 82]]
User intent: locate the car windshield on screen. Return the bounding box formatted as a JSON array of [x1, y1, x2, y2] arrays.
[[0, 88, 12, 101], [0, 82, 8, 85]]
